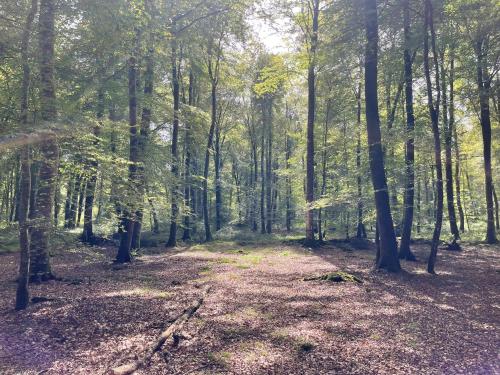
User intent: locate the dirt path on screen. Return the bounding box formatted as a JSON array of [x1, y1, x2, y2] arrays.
[[0, 239, 499, 374]]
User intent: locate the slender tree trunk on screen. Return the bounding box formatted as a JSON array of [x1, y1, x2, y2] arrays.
[[356, 82, 366, 239], [440, 50, 460, 242], [167, 38, 180, 247], [450, 57, 465, 233], [260, 117, 266, 234], [214, 116, 222, 231], [493, 185, 499, 230], [116, 41, 139, 263], [16, 0, 38, 310], [305, 0, 320, 245], [265, 100, 273, 234], [76, 180, 86, 227], [399, 0, 417, 261], [82, 82, 104, 243], [475, 40, 497, 243], [183, 70, 194, 241], [319, 100, 330, 242], [285, 129, 292, 232], [424, 0, 444, 273], [30, 0, 59, 281], [203, 83, 216, 242], [364, 0, 400, 272]]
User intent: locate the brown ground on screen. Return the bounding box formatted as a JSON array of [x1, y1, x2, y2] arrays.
[[0, 238, 499, 375]]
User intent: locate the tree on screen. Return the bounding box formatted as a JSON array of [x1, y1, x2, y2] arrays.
[[30, 0, 59, 281], [364, 0, 400, 272], [424, 0, 444, 274], [399, 0, 417, 261], [305, 0, 320, 245], [15, 0, 38, 310]]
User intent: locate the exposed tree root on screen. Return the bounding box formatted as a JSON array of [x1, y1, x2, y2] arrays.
[[110, 285, 211, 375], [304, 271, 362, 283]]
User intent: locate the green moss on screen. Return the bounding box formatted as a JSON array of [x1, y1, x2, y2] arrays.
[[304, 271, 362, 283]]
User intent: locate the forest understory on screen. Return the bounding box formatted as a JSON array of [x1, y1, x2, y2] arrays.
[[1, 232, 498, 375]]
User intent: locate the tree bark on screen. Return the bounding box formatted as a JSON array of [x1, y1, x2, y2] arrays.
[[440, 50, 460, 242], [449, 57, 465, 233], [364, 0, 400, 272], [424, 0, 444, 273], [116, 41, 139, 263], [356, 81, 366, 239], [167, 37, 181, 247], [16, 0, 38, 310], [474, 39, 497, 243], [82, 82, 104, 243], [399, 0, 417, 261], [30, 0, 59, 281], [182, 70, 194, 241], [305, 0, 320, 245]]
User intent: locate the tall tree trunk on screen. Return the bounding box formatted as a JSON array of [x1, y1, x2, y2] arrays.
[[203, 83, 216, 242], [265, 100, 273, 234], [450, 57, 465, 233], [167, 38, 180, 247], [285, 126, 292, 232], [399, 0, 417, 261], [356, 81, 367, 239], [364, 0, 400, 272], [318, 100, 330, 242], [183, 70, 194, 241], [424, 0, 444, 273], [475, 39, 497, 243], [82, 82, 104, 243], [440, 50, 460, 243], [30, 0, 59, 281], [214, 115, 222, 231], [305, 0, 319, 245], [16, 0, 38, 310], [116, 41, 139, 263], [260, 116, 266, 234]]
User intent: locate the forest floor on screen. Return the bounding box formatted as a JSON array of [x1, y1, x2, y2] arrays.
[[0, 233, 499, 375]]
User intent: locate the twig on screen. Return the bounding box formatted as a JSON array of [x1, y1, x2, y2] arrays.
[[109, 286, 211, 375]]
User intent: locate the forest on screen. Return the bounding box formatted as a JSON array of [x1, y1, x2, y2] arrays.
[[0, 0, 498, 374]]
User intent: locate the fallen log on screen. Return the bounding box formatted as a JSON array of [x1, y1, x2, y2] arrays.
[[110, 285, 211, 375]]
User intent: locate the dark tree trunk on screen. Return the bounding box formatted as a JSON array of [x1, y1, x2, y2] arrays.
[[399, 0, 417, 261], [424, 0, 444, 273], [63, 174, 73, 228], [356, 82, 366, 239], [440, 51, 460, 242], [493, 185, 499, 230], [305, 0, 319, 245], [319, 99, 330, 242], [30, 0, 59, 281], [76, 180, 86, 227], [167, 38, 180, 247], [203, 83, 217, 242], [475, 39, 497, 243], [68, 174, 80, 229], [285, 127, 292, 232], [116, 43, 139, 263], [449, 57, 465, 233], [364, 0, 400, 272], [265, 100, 273, 234], [214, 115, 222, 231], [260, 116, 266, 234], [82, 83, 104, 243], [16, 0, 38, 310]]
